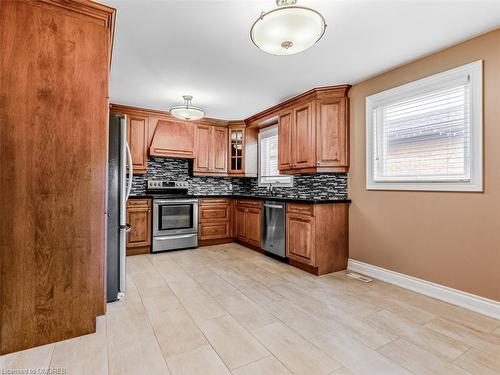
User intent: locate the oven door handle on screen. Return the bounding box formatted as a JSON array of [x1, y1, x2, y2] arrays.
[[153, 199, 198, 205], [155, 234, 197, 240]]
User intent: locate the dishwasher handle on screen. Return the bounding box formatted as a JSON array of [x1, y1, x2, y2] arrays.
[[263, 203, 284, 209]]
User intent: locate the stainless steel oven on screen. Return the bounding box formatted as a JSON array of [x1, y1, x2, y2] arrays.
[[148, 180, 199, 252]]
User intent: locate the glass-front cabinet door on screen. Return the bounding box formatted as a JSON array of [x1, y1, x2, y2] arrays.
[[229, 127, 245, 175]]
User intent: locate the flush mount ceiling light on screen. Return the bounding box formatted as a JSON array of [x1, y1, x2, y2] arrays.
[[250, 0, 327, 56], [169, 95, 205, 121]]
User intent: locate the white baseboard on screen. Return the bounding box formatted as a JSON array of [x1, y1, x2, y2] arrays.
[[348, 259, 500, 320]]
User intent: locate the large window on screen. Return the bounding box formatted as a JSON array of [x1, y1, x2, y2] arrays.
[[366, 60, 483, 191], [258, 125, 293, 186]]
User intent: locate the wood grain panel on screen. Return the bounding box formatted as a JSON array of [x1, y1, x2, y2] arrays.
[[211, 126, 228, 173], [293, 102, 315, 168], [278, 111, 293, 170], [200, 206, 230, 223], [286, 214, 316, 266], [0, 0, 114, 354], [199, 222, 231, 240], [127, 115, 148, 174], [316, 98, 348, 168], [235, 207, 246, 241], [194, 124, 211, 172], [245, 208, 262, 248], [149, 120, 194, 158]]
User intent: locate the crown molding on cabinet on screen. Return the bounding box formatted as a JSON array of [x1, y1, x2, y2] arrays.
[[244, 84, 352, 127], [111, 84, 351, 129], [110, 103, 229, 128]]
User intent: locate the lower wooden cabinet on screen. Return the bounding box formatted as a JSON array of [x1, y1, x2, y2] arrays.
[[126, 198, 151, 255], [286, 203, 348, 275], [199, 198, 232, 244], [234, 200, 262, 248]]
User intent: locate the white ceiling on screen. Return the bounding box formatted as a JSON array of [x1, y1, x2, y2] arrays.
[[104, 0, 500, 120]]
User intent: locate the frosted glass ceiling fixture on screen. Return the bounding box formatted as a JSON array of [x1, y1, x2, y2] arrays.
[[169, 95, 205, 121], [250, 0, 327, 56]]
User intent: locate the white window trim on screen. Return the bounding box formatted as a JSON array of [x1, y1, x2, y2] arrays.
[[258, 125, 293, 187], [366, 60, 483, 192]]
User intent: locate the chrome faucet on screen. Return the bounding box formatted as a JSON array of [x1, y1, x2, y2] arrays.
[[267, 183, 275, 196]]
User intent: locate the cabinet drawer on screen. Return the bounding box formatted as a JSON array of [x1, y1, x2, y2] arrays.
[[200, 205, 230, 222], [199, 222, 231, 240], [199, 198, 230, 206], [235, 199, 261, 208], [128, 198, 151, 208], [287, 203, 314, 216]]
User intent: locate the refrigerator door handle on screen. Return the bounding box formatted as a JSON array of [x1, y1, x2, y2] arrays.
[[125, 142, 133, 201]]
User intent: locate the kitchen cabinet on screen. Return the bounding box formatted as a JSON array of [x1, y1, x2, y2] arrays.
[[228, 123, 258, 177], [316, 97, 349, 168], [234, 200, 262, 248], [0, 0, 115, 353], [194, 124, 228, 176], [269, 86, 351, 174], [286, 203, 349, 275], [199, 198, 232, 245], [150, 119, 195, 159], [126, 199, 151, 255], [127, 114, 148, 174]]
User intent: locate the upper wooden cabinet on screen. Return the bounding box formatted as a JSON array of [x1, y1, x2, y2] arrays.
[[194, 124, 228, 176], [127, 115, 148, 174], [150, 119, 195, 159], [247, 85, 351, 174], [228, 122, 258, 177], [316, 97, 349, 168]]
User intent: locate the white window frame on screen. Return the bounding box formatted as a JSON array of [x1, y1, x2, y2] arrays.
[[258, 125, 293, 187], [366, 60, 483, 192]]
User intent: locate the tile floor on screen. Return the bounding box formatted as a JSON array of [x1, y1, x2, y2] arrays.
[[2, 243, 500, 374]]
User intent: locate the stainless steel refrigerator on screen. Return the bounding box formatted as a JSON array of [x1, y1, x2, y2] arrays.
[[107, 114, 133, 302]]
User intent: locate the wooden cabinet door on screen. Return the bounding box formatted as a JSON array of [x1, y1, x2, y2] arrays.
[[211, 126, 228, 173], [245, 208, 262, 247], [149, 120, 194, 158], [293, 102, 315, 169], [278, 111, 293, 170], [286, 214, 315, 266], [235, 207, 246, 240], [127, 206, 151, 248], [194, 124, 211, 172], [127, 115, 148, 174], [316, 98, 348, 168]]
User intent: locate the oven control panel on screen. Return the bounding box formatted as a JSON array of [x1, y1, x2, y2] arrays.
[[147, 180, 189, 190]]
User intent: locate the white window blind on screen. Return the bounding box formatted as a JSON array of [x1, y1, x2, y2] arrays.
[[366, 60, 483, 192], [259, 125, 293, 186]]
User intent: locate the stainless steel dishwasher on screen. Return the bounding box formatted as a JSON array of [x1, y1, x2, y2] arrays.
[[261, 201, 286, 258]]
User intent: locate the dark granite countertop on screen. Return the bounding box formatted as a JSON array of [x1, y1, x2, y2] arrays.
[[129, 194, 351, 204]]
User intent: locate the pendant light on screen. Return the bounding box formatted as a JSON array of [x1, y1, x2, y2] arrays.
[[169, 95, 205, 121], [250, 0, 327, 56]]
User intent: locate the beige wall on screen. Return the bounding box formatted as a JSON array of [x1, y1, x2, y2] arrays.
[[349, 28, 500, 302]]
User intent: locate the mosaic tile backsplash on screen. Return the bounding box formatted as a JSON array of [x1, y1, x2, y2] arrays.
[[130, 157, 348, 200]]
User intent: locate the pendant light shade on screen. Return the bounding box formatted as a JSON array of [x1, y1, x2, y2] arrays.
[[169, 95, 205, 121], [250, 0, 326, 56]]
